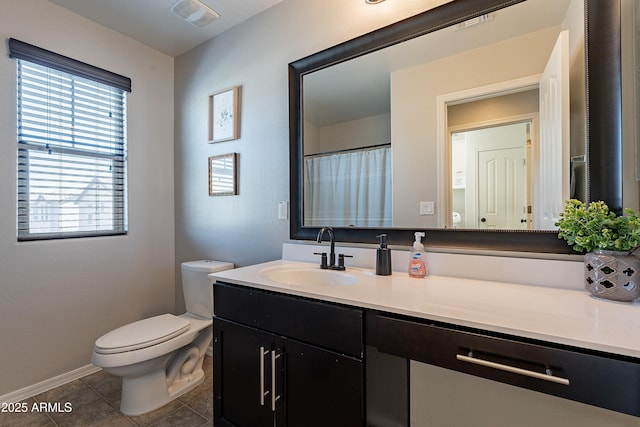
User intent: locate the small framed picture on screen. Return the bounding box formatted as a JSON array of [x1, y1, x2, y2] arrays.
[[209, 86, 240, 143], [208, 153, 238, 196]]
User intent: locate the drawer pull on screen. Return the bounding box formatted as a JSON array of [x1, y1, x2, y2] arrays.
[[456, 353, 570, 385], [271, 350, 282, 411], [259, 347, 269, 405]]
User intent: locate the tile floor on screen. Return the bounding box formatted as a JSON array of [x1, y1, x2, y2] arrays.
[[0, 356, 213, 427]]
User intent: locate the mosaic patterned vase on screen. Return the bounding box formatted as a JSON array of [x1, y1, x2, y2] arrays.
[[584, 250, 640, 302]]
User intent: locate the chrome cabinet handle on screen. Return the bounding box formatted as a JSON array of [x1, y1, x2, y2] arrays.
[[259, 347, 270, 406], [456, 353, 570, 385], [271, 350, 282, 412]]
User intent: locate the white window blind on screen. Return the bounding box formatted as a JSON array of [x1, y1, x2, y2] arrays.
[[11, 40, 130, 241]]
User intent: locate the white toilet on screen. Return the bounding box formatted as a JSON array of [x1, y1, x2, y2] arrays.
[[91, 260, 233, 416]]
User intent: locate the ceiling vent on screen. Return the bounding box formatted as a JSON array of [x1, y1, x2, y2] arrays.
[[455, 13, 494, 31], [171, 0, 220, 27]]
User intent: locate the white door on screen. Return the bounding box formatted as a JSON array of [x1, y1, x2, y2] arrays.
[[477, 147, 527, 229], [462, 122, 529, 229], [536, 30, 570, 229]]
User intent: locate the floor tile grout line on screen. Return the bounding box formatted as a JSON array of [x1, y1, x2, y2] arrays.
[[183, 404, 213, 423], [78, 375, 123, 413], [143, 401, 190, 427], [30, 393, 65, 426], [77, 375, 145, 426]]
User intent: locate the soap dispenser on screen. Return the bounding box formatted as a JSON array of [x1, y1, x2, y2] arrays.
[[376, 234, 392, 276], [408, 232, 427, 278]]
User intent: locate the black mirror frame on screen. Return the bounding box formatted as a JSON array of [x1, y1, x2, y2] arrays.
[[289, 0, 621, 254]]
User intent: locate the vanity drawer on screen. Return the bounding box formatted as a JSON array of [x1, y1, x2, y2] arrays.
[[214, 281, 364, 358], [376, 315, 640, 417]]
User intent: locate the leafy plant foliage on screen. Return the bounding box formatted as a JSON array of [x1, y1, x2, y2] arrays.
[[556, 200, 640, 253]]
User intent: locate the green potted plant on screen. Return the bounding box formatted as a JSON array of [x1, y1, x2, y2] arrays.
[[556, 199, 640, 301]]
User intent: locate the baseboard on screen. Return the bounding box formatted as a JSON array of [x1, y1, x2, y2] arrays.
[[2, 350, 214, 404], [0, 364, 101, 404]]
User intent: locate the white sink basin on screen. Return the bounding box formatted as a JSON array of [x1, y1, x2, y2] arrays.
[[259, 263, 373, 287]]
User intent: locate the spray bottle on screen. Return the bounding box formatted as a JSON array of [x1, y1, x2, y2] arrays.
[[408, 232, 427, 278]]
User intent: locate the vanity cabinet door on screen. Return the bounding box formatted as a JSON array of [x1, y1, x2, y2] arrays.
[[214, 318, 364, 427], [213, 318, 273, 427]]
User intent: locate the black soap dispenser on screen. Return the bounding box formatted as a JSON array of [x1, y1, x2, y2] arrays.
[[376, 234, 392, 276]]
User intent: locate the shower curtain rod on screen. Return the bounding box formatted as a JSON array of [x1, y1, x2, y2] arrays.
[[304, 142, 390, 158]]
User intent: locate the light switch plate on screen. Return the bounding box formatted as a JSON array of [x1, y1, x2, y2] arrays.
[[278, 201, 289, 220], [420, 201, 435, 215]]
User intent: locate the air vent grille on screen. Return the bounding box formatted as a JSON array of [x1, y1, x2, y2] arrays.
[[171, 0, 220, 27], [455, 13, 494, 31]]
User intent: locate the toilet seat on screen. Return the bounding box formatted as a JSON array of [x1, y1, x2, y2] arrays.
[[95, 314, 190, 354]]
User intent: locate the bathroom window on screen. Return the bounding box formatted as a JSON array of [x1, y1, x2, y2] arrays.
[[9, 39, 131, 241]]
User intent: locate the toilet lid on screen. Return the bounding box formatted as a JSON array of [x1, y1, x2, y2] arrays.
[[94, 314, 190, 354]]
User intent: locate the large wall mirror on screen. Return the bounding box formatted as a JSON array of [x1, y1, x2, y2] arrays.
[[289, 0, 624, 254]]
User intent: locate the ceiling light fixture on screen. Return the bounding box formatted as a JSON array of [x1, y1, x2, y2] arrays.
[[171, 0, 220, 27], [365, 0, 386, 4]]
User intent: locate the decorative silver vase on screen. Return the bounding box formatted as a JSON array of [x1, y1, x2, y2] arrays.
[[584, 250, 640, 301]]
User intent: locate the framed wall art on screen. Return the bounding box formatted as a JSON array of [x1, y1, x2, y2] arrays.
[[208, 86, 240, 143], [208, 153, 238, 196]]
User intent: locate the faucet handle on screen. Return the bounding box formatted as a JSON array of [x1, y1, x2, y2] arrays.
[[313, 252, 328, 269], [337, 253, 353, 270]]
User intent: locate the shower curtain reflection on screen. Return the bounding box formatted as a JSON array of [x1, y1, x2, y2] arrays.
[[304, 146, 391, 227]]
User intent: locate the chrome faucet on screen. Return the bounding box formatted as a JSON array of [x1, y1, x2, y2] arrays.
[[315, 227, 351, 270]]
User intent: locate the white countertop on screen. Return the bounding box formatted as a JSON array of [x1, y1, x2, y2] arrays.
[[211, 259, 640, 359]]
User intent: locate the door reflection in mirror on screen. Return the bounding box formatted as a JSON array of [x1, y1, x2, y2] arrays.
[[450, 122, 530, 230], [442, 30, 573, 231]]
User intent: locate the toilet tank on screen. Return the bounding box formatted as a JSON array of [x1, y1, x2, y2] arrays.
[[181, 260, 234, 318]]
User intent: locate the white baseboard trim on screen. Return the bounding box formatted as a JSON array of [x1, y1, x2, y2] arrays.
[[0, 364, 101, 404], [2, 350, 214, 404]]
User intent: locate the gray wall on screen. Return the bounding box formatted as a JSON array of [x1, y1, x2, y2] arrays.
[[0, 0, 175, 395], [173, 0, 452, 309]]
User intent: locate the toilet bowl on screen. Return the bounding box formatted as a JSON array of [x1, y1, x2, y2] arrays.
[[91, 260, 233, 416]]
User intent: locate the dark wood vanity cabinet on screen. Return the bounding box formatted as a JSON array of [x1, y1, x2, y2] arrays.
[[213, 282, 365, 427], [214, 281, 640, 424]]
